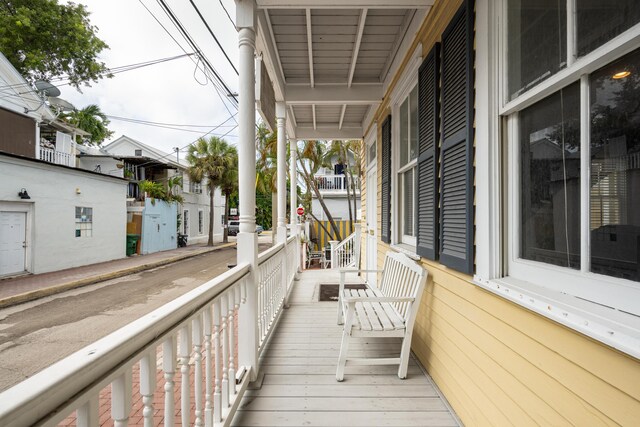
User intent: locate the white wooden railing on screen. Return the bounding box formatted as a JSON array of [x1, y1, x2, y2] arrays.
[[315, 174, 360, 192], [0, 237, 300, 427], [40, 146, 75, 167], [330, 224, 361, 269]]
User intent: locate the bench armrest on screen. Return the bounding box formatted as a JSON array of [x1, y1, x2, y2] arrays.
[[343, 296, 415, 304]]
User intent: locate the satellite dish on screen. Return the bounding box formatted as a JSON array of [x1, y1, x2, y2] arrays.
[[48, 97, 75, 111], [34, 80, 61, 97]]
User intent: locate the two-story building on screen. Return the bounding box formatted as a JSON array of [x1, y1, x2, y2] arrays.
[[0, 52, 127, 276]]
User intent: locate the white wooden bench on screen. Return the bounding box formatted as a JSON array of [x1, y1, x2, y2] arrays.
[[336, 251, 428, 381]]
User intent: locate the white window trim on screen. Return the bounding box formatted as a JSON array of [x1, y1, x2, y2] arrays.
[[391, 45, 421, 249], [473, 0, 640, 358]]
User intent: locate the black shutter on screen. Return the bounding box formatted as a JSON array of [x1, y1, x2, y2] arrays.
[[416, 43, 440, 260], [381, 116, 392, 244], [439, 0, 474, 274]]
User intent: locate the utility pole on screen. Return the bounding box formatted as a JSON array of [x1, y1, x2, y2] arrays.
[[173, 147, 180, 163]]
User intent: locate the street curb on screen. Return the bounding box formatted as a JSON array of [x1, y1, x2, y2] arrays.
[[0, 242, 237, 310]]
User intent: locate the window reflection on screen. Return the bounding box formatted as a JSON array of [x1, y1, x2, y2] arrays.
[[590, 48, 640, 281], [520, 83, 581, 269]]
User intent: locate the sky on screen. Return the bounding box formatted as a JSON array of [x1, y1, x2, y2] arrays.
[[58, 0, 241, 158]]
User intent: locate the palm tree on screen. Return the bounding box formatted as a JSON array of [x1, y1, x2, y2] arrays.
[[186, 136, 235, 246], [219, 147, 238, 243], [256, 123, 278, 244], [62, 104, 113, 145]]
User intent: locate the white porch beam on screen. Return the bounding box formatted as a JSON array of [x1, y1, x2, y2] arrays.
[[258, 10, 287, 94], [312, 105, 317, 130], [285, 84, 383, 104], [235, 0, 259, 382], [305, 9, 315, 88], [276, 102, 288, 242], [289, 105, 298, 128], [338, 104, 346, 130], [348, 9, 367, 87], [295, 126, 362, 140], [258, 0, 432, 8]]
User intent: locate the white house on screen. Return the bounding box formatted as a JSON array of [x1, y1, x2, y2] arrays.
[[0, 52, 126, 276], [102, 135, 225, 245]]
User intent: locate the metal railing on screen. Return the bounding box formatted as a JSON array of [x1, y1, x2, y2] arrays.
[[330, 224, 361, 269], [0, 236, 301, 427], [39, 146, 75, 167], [314, 174, 360, 192]]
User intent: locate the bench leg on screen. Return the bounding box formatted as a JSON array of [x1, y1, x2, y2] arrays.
[[398, 334, 413, 379], [336, 328, 350, 381], [337, 272, 346, 325]]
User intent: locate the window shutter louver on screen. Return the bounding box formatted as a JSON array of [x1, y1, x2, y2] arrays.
[[439, 0, 474, 274], [416, 43, 441, 260], [381, 116, 392, 244]]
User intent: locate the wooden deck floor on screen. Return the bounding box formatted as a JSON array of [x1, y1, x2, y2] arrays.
[[232, 270, 460, 427]]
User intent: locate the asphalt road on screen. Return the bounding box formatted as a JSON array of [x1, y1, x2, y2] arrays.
[[0, 243, 269, 392]]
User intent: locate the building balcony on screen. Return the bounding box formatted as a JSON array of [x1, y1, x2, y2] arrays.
[[0, 238, 458, 426], [39, 146, 75, 167], [314, 174, 360, 197]]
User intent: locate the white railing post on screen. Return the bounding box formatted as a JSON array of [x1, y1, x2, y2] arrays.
[[329, 240, 339, 269], [76, 397, 98, 427], [163, 335, 177, 427], [140, 350, 156, 427], [354, 223, 362, 269], [179, 324, 192, 427], [111, 368, 132, 427], [203, 307, 213, 427], [236, 0, 259, 383], [192, 315, 204, 427]]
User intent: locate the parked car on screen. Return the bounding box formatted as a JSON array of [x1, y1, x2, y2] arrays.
[[228, 221, 264, 236], [228, 220, 239, 236]]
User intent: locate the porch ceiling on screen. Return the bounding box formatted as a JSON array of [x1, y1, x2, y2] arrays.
[[255, 1, 434, 140]]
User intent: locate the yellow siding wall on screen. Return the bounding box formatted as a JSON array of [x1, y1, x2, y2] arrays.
[[361, 0, 640, 425]]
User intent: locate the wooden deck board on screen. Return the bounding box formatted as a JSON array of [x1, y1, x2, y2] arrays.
[[231, 269, 460, 427]]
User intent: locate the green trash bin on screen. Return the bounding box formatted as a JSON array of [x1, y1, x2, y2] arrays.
[[126, 234, 140, 256]]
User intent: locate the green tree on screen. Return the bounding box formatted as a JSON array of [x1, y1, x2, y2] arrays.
[[187, 136, 235, 246], [0, 0, 110, 89], [219, 146, 238, 243], [62, 104, 113, 145], [256, 123, 278, 243]]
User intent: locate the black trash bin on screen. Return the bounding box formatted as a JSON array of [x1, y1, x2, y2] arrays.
[[178, 234, 188, 247]]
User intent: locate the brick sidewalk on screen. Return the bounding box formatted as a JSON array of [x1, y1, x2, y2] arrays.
[[0, 242, 235, 308]]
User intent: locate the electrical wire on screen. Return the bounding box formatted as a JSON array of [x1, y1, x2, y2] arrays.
[[106, 115, 237, 128], [188, 0, 238, 75], [218, 0, 236, 30]]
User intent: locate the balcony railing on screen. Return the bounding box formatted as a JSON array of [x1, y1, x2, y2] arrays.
[[39, 147, 75, 167], [0, 234, 299, 427], [330, 224, 362, 269], [314, 174, 360, 192]]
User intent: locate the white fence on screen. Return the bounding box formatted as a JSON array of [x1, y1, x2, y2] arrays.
[[40, 146, 75, 167], [330, 224, 361, 269], [0, 236, 300, 427], [314, 174, 360, 192]]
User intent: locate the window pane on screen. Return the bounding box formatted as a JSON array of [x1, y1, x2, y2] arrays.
[[403, 169, 414, 236], [520, 83, 580, 269], [577, 1, 640, 57], [508, 0, 566, 100], [590, 48, 640, 281], [410, 86, 418, 161], [400, 98, 409, 166]]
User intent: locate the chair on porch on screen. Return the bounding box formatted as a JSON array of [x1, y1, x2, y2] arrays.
[[336, 251, 428, 381]]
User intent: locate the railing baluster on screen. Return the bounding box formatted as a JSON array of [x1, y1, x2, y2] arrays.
[[203, 307, 213, 427], [221, 293, 230, 409], [179, 324, 192, 427], [193, 314, 204, 427], [213, 299, 222, 423], [140, 350, 156, 427], [111, 367, 132, 427], [76, 397, 98, 427], [228, 290, 236, 396], [163, 335, 177, 427]]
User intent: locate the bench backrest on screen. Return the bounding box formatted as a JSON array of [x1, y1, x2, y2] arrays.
[[379, 252, 428, 323]]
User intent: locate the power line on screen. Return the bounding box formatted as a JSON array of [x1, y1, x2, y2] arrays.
[[107, 115, 237, 128], [218, 0, 236, 30], [188, 0, 239, 75]]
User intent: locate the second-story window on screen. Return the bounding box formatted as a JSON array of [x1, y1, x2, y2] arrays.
[[397, 85, 419, 244]]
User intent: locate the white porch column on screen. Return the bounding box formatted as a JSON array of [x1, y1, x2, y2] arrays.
[[276, 102, 288, 243], [290, 142, 301, 274], [235, 0, 258, 382]]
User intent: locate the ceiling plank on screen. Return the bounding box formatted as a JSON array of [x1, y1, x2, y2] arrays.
[[305, 9, 315, 88], [295, 126, 363, 140], [380, 9, 414, 83], [312, 104, 317, 129], [258, 0, 432, 8], [285, 84, 383, 104], [347, 8, 367, 87], [339, 104, 346, 130]]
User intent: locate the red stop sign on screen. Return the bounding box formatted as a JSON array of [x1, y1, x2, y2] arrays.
[[296, 206, 305, 216]]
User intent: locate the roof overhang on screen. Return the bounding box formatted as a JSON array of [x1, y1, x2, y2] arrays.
[[251, 1, 433, 140]]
